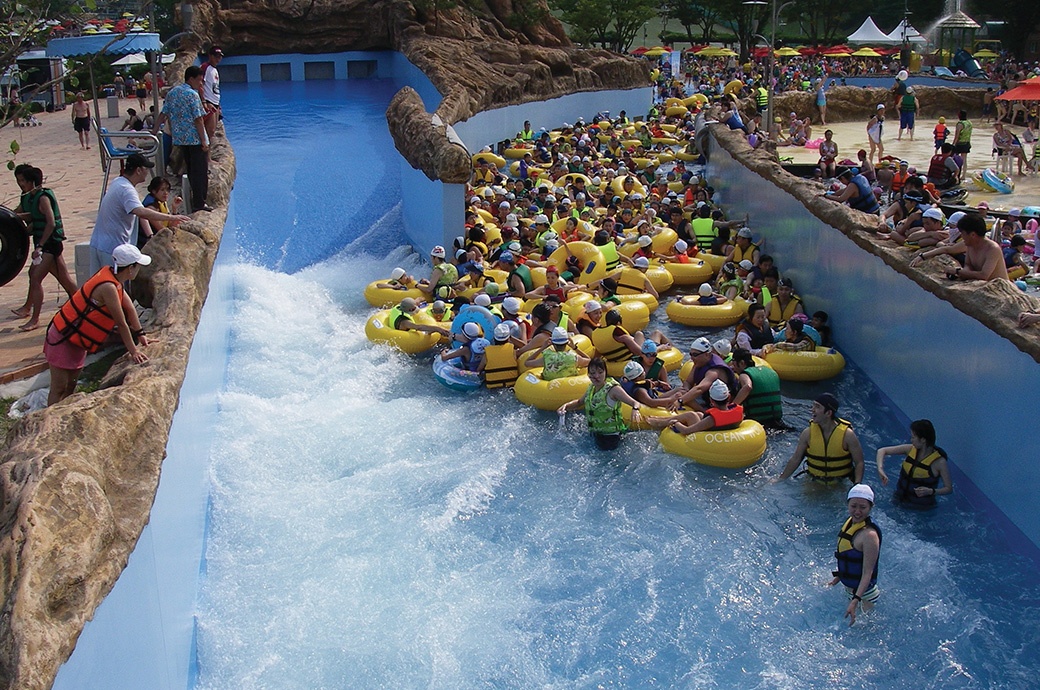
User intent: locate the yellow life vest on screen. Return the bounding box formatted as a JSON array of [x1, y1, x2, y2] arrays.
[[615, 267, 646, 295], [732, 241, 758, 264], [483, 342, 519, 389], [591, 324, 631, 363], [805, 419, 854, 480], [767, 295, 802, 327]]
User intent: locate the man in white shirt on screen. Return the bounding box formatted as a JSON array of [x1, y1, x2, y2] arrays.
[[201, 45, 222, 140], [89, 153, 192, 273]]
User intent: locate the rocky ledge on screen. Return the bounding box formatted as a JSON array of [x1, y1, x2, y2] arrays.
[[0, 54, 237, 688], [709, 124, 1040, 363]]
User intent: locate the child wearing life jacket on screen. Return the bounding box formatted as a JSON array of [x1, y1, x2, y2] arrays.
[[932, 117, 948, 154]]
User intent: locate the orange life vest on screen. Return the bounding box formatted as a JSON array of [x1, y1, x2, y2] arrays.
[[47, 266, 122, 353]]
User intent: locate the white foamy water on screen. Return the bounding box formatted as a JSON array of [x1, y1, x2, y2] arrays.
[[195, 79, 1040, 689]]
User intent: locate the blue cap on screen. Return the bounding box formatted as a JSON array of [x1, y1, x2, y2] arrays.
[[641, 340, 658, 354], [470, 337, 490, 354], [499, 251, 515, 263]]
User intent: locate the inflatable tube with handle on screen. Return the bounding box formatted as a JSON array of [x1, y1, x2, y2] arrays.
[[0, 206, 29, 288]]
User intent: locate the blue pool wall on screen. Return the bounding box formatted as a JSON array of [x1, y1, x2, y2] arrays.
[[53, 214, 237, 690], [707, 132, 1040, 557], [215, 52, 652, 255]]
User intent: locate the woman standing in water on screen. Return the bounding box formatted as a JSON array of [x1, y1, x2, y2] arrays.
[[558, 356, 642, 450], [876, 419, 952, 508]]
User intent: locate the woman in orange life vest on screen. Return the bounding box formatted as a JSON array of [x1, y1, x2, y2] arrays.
[[44, 244, 152, 406], [647, 379, 744, 434]]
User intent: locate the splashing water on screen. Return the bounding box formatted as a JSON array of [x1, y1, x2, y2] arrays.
[[194, 78, 1040, 689]]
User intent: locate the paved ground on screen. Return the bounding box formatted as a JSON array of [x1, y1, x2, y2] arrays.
[[781, 117, 1040, 208]]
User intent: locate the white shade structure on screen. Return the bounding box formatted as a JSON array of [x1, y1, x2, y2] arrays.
[[111, 52, 174, 66], [847, 16, 899, 45], [887, 19, 928, 46]]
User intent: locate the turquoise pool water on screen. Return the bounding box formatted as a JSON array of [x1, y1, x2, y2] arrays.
[[194, 79, 1040, 688]]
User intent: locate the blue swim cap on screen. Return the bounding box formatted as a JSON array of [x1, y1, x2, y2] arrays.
[[641, 340, 658, 354]]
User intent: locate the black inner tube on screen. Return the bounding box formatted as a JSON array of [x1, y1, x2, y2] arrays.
[[0, 205, 29, 288]]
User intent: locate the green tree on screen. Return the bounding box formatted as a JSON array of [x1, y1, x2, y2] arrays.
[[551, 0, 657, 51], [794, 0, 851, 45], [661, 0, 724, 43]]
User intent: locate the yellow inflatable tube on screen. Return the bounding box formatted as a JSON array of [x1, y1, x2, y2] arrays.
[[611, 176, 647, 199], [677, 356, 771, 383], [564, 294, 650, 332], [763, 346, 846, 381], [549, 241, 607, 285], [514, 368, 591, 411], [364, 282, 425, 308], [665, 296, 748, 328], [658, 420, 767, 468], [365, 310, 444, 354], [472, 152, 506, 169], [662, 259, 715, 286]]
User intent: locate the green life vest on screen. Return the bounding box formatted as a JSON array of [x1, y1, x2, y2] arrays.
[[28, 188, 65, 243], [598, 242, 620, 272], [509, 264, 533, 291], [386, 305, 412, 330], [756, 87, 768, 108], [744, 365, 783, 423], [542, 348, 579, 380], [583, 379, 627, 434], [691, 217, 716, 252], [900, 93, 917, 112], [956, 119, 972, 144], [435, 262, 458, 287]]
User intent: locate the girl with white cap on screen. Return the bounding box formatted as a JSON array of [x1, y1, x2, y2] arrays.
[[830, 484, 881, 626], [44, 244, 153, 406]]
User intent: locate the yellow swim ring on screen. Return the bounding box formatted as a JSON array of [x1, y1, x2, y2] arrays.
[[502, 147, 530, 160], [665, 296, 748, 327], [658, 420, 767, 468], [662, 259, 715, 286], [763, 346, 846, 381], [365, 309, 443, 354], [514, 368, 591, 411], [472, 152, 506, 169], [364, 281, 425, 308], [549, 241, 607, 285]]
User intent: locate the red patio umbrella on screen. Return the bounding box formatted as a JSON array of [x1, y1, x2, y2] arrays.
[[631, 47, 648, 55], [995, 83, 1040, 101], [822, 45, 851, 55]]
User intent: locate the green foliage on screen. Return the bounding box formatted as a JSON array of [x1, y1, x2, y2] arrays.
[[551, 0, 656, 51], [661, 0, 724, 43], [505, 0, 548, 32]]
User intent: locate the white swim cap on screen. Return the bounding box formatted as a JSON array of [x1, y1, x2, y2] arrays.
[[389, 267, 406, 281], [493, 323, 511, 342], [623, 361, 644, 379], [847, 484, 875, 504], [674, 239, 688, 252], [503, 297, 522, 314], [709, 379, 730, 402], [698, 283, 713, 297], [713, 339, 731, 358], [474, 293, 492, 307], [551, 327, 569, 345], [462, 322, 482, 338]]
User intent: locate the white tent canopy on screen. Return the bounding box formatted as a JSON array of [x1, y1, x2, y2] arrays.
[[886, 19, 928, 46], [847, 16, 899, 45], [111, 52, 174, 66]]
